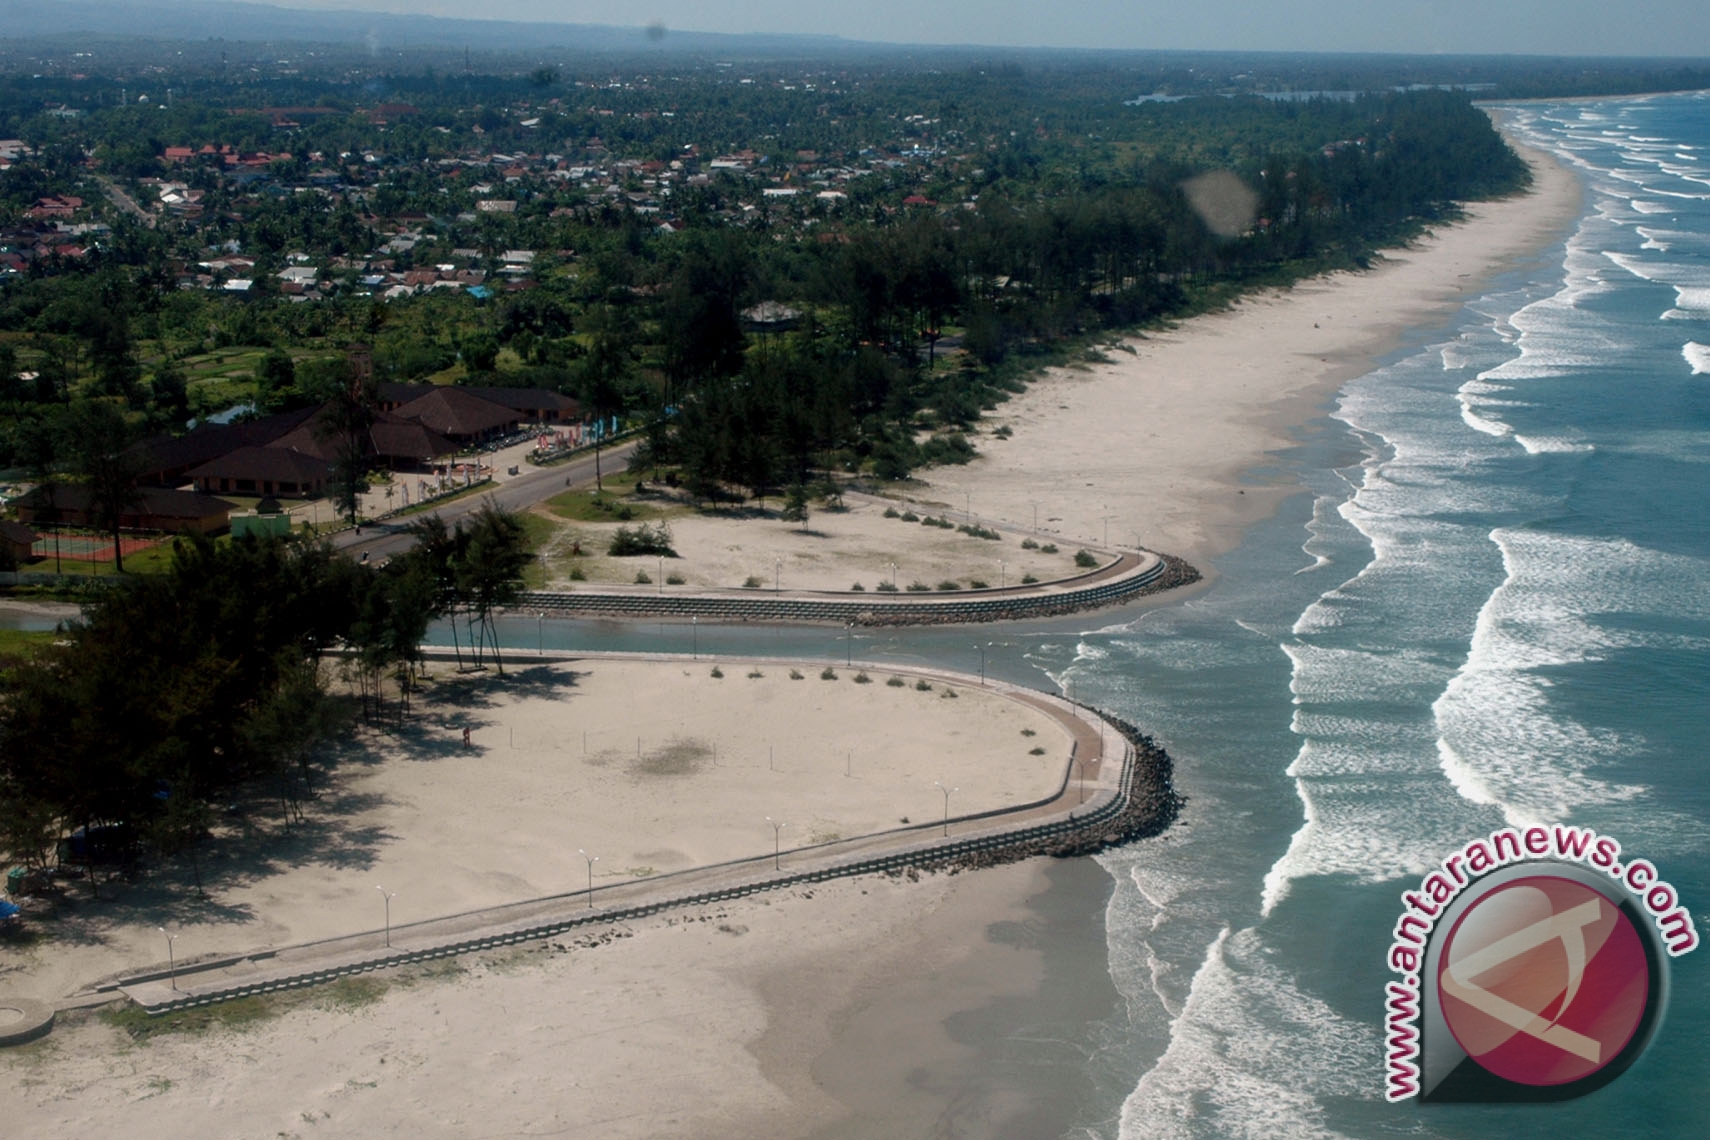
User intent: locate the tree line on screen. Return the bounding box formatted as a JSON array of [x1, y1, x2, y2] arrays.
[[0, 505, 530, 888]]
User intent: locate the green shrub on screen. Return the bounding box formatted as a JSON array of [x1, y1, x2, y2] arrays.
[[914, 679, 932, 691], [1020, 538, 1040, 550], [876, 581, 899, 593], [1020, 573, 1038, 584], [1040, 543, 1058, 554], [886, 675, 906, 687], [1074, 549, 1098, 568], [969, 579, 989, 589], [666, 572, 686, 585], [609, 522, 676, 557], [1029, 746, 1046, 755], [821, 667, 837, 680], [851, 582, 865, 591], [936, 580, 961, 591], [748, 669, 764, 679], [906, 581, 932, 592], [568, 566, 587, 581], [710, 666, 724, 678], [900, 510, 919, 522], [853, 671, 872, 684], [789, 668, 804, 680], [743, 576, 763, 589], [883, 506, 901, 518]]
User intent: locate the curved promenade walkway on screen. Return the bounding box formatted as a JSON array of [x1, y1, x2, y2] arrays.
[[77, 657, 1172, 1018], [516, 549, 1198, 626]]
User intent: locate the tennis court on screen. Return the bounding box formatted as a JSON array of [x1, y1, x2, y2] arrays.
[[29, 532, 162, 563]]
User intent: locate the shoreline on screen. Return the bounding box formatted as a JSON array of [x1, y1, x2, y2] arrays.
[[0, 130, 1591, 1139]]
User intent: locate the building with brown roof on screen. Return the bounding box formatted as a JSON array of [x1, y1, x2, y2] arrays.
[[389, 387, 520, 443], [187, 446, 331, 498], [14, 485, 232, 536]]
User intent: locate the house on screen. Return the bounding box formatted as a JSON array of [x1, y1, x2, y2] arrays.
[[0, 519, 36, 565], [14, 485, 233, 536], [187, 446, 331, 498], [389, 387, 521, 444]]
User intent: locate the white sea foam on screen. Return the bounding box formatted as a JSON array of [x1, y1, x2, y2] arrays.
[[1120, 929, 1376, 1140], [1515, 434, 1595, 454], [1629, 199, 1674, 214], [1429, 529, 1693, 824], [1686, 342, 1710, 375]]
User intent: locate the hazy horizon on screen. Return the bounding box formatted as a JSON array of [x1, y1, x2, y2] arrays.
[[206, 0, 1710, 57]]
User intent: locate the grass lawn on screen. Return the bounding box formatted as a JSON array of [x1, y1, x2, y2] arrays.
[[543, 472, 677, 523], [0, 628, 57, 660]]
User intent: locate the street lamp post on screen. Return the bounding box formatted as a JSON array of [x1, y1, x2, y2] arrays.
[[766, 817, 786, 870], [889, 561, 897, 588], [578, 849, 598, 908], [933, 781, 957, 836], [775, 558, 782, 594], [692, 615, 698, 659], [375, 885, 397, 948], [158, 927, 178, 991], [999, 560, 1006, 590], [537, 612, 544, 656]]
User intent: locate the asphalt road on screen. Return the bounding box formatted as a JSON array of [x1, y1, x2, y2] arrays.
[[333, 440, 638, 562]]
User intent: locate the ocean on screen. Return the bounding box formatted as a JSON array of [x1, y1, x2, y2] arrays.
[[1041, 91, 1710, 1139]]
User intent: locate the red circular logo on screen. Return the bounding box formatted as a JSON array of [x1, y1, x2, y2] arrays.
[[1438, 876, 1650, 1086]]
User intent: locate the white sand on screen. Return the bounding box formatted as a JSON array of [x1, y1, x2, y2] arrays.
[[921, 140, 1584, 570], [1, 660, 1066, 1005], [1, 133, 1587, 1138]]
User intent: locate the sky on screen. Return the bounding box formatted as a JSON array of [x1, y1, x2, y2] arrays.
[[230, 0, 1710, 57]]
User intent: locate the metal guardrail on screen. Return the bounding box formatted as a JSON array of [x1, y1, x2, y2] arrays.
[[514, 557, 1166, 625], [129, 721, 1143, 1016]]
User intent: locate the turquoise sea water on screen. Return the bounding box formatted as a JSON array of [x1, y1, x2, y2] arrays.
[[461, 91, 1710, 1137], [1050, 92, 1710, 1139]]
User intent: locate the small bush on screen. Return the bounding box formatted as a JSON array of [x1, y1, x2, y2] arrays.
[[876, 581, 899, 593], [899, 510, 919, 522], [1020, 573, 1039, 585], [886, 675, 906, 687], [957, 524, 1000, 540], [941, 687, 957, 698], [748, 669, 764, 679], [906, 581, 932, 592], [821, 667, 838, 680], [666, 572, 686, 585], [609, 521, 676, 557], [1020, 538, 1040, 550], [789, 668, 804, 680], [1029, 746, 1046, 755], [936, 580, 961, 591], [1074, 549, 1098, 568], [710, 666, 724, 678], [568, 566, 587, 581], [853, 671, 872, 684], [914, 679, 932, 691], [1021, 728, 1037, 737], [883, 506, 900, 518], [1040, 543, 1058, 554], [969, 579, 989, 589], [851, 582, 865, 591], [634, 570, 651, 584], [994, 424, 1013, 438], [743, 575, 763, 589]]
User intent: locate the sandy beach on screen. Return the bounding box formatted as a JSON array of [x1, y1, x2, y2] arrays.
[[1, 134, 1587, 1137]]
